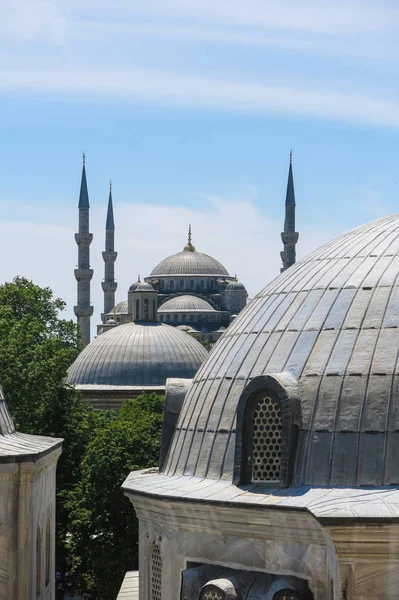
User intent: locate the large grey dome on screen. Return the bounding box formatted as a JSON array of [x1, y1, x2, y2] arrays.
[[150, 250, 230, 277], [66, 321, 207, 387], [158, 295, 216, 313], [164, 214, 399, 487]]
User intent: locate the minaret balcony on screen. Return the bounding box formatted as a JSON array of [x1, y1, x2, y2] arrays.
[[281, 231, 299, 245], [102, 281, 118, 293], [74, 305, 94, 318], [75, 233, 93, 245], [102, 251, 118, 262], [74, 268, 94, 281]]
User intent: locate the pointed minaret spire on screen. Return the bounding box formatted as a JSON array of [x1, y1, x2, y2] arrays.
[[102, 181, 118, 321], [280, 151, 299, 272], [78, 152, 90, 208], [74, 154, 94, 346]]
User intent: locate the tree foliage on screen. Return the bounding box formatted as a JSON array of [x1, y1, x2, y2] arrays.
[[68, 394, 164, 599]]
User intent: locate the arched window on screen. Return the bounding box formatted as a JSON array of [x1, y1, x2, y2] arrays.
[[200, 280, 204, 290], [153, 300, 156, 318], [170, 280, 174, 291], [144, 298, 149, 320], [45, 518, 51, 587], [235, 374, 301, 487], [174, 314, 178, 321], [135, 299, 140, 319], [150, 542, 162, 600], [36, 525, 42, 596], [166, 314, 170, 322], [190, 279, 194, 291], [180, 279, 184, 290], [159, 314, 163, 322]]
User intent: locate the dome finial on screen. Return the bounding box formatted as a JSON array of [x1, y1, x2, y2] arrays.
[[183, 224, 196, 252], [138, 274, 141, 282], [290, 149, 292, 164]]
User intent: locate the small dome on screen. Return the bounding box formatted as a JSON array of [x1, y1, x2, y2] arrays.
[[109, 300, 128, 315], [177, 325, 196, 332], [105, 318, 118, 326], [158, 295, 216, 313], [225, 280, 246, 291], [67, 322, 207, 387], [129, 280, 155, 292]]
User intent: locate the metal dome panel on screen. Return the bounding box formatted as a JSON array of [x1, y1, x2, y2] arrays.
[[163, 214, 399, 487], [66, 322, 207, 387]]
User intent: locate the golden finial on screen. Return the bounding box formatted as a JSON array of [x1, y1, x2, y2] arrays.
[[83, 151, 86, 166], [183, 224, 196, 252], [290, 149, 292, 164], [235, 274, 238, 281]]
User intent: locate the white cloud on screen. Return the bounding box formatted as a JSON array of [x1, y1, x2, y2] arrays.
[[0, 195, 336, 337], [0, 66, 398, 128], [0, 0, 68, 42]]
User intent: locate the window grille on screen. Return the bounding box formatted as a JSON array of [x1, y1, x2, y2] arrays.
[[252, 395, 282, 482], [150, 543, 162, 600], [202, 589, 224, 600]]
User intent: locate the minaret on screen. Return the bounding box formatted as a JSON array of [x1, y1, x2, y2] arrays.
[[74, 153, 94, 346], [101, 181, 118, 321], [280, 151, 299, 272]]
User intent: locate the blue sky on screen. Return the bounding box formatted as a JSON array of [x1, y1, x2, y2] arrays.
[[0, 0, 399, 332]]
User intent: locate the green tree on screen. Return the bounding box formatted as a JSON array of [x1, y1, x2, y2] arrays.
[[68, 394, 164, 599], [0, 277, 112, 571]]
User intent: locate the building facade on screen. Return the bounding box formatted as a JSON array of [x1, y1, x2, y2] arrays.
[[0, 387, 62, 600]]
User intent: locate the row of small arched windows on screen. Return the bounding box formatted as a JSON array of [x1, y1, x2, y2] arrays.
[[159, 279, 215, 292], [36, 518, 51, 597]]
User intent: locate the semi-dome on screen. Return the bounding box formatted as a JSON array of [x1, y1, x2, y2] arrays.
[[150, 250, 230, 278], [158, 295, 216, 313], [66, 321, 207, 387], [163, 214, 399, 488]]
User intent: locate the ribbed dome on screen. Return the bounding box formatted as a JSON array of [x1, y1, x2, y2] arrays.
[[225, 280, 246, 291], [158, 295, 216, 313], [150, 250, 230, 277], [129, 281, 155, 292], [164, 214, 399, 487], [66, 322, 207, 387]]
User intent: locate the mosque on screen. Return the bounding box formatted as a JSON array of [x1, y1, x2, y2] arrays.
[[67, 154, 299, 408]]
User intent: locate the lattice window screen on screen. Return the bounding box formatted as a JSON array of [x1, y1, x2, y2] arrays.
[[150, 542, 162, 600], [252, 395, 282, 482], [202, 589, 224, 600]]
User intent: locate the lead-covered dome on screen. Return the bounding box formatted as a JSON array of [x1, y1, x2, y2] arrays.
[[158, 295, 216, 313], [150, 250, 230, 277], [164, 214, 399, 487], [66, 321, 207, 387]]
